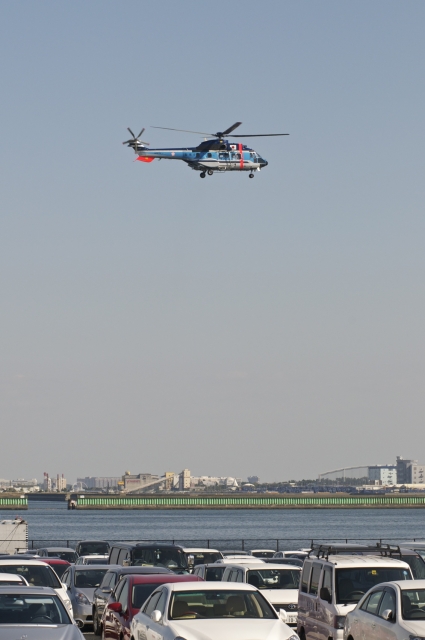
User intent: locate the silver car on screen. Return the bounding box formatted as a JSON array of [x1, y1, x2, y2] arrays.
[[0, 585, 84, 639], [61, 564, 112, 629]]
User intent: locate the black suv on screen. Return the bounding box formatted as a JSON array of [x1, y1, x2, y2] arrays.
[[108, 543, 189, 573]]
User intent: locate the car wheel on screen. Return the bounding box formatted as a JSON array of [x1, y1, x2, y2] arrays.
[[299, 628, 306, 640]]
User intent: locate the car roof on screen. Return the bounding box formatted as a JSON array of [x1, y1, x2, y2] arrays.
[[77, 539, 109, 543], [0, 573, 28, 581], [40, 558, 71, 565], [250, 549, 276, 552], [128, 574, 202, 584], [168, 581, 257, 592], [183, 548, 220, 553], [195, 564, 226, 569], [224, 562, 301, 571], [0, 559, 56, 566], [79, 554, 109, 558], [108, 566, 172, 575], [72, 564, 111, 570], [0, 586, 57, 595], [389, 579, 425, 589], [38, 547, 74, 552], [307, 555, 411, 568], [111, 542, 184, 549]]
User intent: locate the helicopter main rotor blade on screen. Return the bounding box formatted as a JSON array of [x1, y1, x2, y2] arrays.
[[127, 127, 136, 138], [227, 133, 289, 137], [221, 122, 242, 136], [151, 126, 213, 136], [137, 128, 145, 138]]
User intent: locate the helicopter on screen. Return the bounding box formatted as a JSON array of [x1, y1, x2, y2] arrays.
[[122, 122, 289, 178]]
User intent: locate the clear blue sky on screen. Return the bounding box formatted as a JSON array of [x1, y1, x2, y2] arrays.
[[1, 1, 425, 482]]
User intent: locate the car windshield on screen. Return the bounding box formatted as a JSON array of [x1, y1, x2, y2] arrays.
[[133, 548, 187, 569], [0, 593, 70, 625], [205, 567, 225, 581], [336, 568, 411, 604], [48, 564, 68, 578], [402, 589, 425, 619], [85, 557, 108, 565], [132, 583, 158, 608], [252, 552, 275, 558], [0, 565, 61, 588], [78, 542, 109, 555], [401, 555, 425, 579], [190, 552, 221, 566], [48, 551, 77, 562], [74, 569, 108, 588], [247, 569, 300, 590], [169, 590, 277, 619]]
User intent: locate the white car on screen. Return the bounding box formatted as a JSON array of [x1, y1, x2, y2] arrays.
[[250, 549, 277, 558], [131, 581, 299, 640], [0, 572, 29, 586], [0, 559, 72, 614], [216, 556, 265, 564], [274, 551, 308, 560], [222, 562, 301, 626], [344, 579, 425, 640]]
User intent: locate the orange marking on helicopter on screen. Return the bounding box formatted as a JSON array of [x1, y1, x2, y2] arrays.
[[136, 156, 155, 163], [238, 143, 244, 169]]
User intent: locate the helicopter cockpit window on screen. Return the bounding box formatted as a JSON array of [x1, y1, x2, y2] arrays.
[[207, 153, 212, 157], [219, 152, 229, 160]]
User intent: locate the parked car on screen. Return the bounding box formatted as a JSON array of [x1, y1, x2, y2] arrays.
[[0, 558, 72, 614], [344, 579, 425, 640], [264, 558, 304, 568], [183, 547, 223, 570], [193, 563, 227, 581], [75, 554, 109, 565], [92, 566, 173, 635], [75, 540, 110, 557], [39, 557, 71, 578], [130, 582, 299, 640], [103, 572, 203, 639], [222, 562, 301, 626], [216, 556, 264, 564], [0, 573, 29, 585], [108, 542, 190, 573], [274, 551, 308, 561], [251, 549, 277, 558], [297, 551, 412, 640], [61, 563, 114, 629], [37, 546, 78, 563], [0, 586, 84, 638]]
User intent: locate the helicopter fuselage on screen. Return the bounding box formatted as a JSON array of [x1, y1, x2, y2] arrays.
[[133, 140, 268, 174]]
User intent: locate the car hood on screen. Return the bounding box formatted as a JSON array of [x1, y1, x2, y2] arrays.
[[0, 624, 83, 640], [170, 618, 294, 640], [400, 619, 425, 635], [261, 590, 298, 604]]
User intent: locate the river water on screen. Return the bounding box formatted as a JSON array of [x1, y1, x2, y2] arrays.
[[1, 501, 424, 549]]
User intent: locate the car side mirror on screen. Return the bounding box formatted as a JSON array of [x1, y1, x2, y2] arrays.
[[320, 587, 332, 603], [151, 609, 162, 623], [108, 602, 122, 614], [382, 609, 393, 621], [187, 554, 194, 566], [279, 609, 288, 623], [102, 587, 112, 593]]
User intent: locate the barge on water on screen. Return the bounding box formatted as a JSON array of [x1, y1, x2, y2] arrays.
[[0, 494, 28, 510], [68, 492, 425, 510]]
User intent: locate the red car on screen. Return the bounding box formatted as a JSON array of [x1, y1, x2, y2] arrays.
[[103, 573, 203, 639], [38, 558, 71, 579]]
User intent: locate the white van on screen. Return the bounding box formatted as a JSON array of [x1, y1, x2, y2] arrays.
[[297, 552, 412, 640], [222, 562, 301, 626]]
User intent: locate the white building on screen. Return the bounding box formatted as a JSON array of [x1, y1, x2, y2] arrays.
[[410, 464, 425, 484], [368, 465, 397, 485], [179, 469, 191, 490]]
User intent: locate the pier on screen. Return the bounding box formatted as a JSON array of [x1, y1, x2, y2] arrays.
[[69, 492, 425, 509]]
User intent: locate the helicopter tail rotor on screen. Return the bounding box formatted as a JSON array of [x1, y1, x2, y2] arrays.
[[122, 127, 150, 149]]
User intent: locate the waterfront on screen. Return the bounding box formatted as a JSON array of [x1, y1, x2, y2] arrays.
[[2, 501, 424, 548]]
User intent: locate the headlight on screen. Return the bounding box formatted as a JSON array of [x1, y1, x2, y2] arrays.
[[333, 615, 346, 629], [75, 591, 91, 605]]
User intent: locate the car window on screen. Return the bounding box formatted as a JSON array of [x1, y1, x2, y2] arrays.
[[155, 590, 167, 615], [322, 566, 333, 598], [401, 555, 425, 579], [118, 549, 129, 565], [401, 588, 425, 619], [301, 561, 312, 593], [378, 589, 396, 619], [228, 570, 236, 582], [205, 567, 224, 581], [118, 579, 129, 610], [114, 579, 125, 601], [100, 572, 114, 589], [0, 565, 61, 589], [169, 589, 277, 619], [132, 583, 160, 609], [109, 548, 120, 564], [237, 570, 243, 582], [0, 593, 71, 625], [335, 568, 410, 605], [143, 591, 162, 616], [365, 590, 384, 615], [309, 564, 322, 595], [62, 570, 70, 587], [74, 570, 107, 588]]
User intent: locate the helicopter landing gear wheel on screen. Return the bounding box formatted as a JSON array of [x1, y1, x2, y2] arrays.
[[207, 170, 213, 176], [249, 173, 254, 178], [200, 172, 206, 178]]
